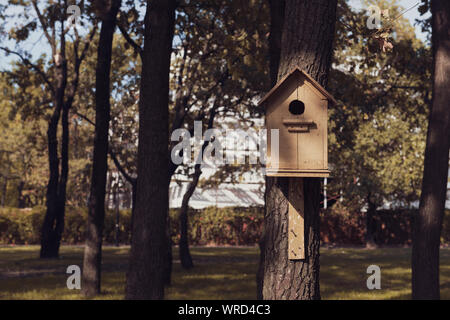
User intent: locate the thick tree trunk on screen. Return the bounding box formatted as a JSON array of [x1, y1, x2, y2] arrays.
[[125, 0, 176, 300], [260, 0, 337, 300], [82, 0, 121, 297], [164, 215, 173, 286], [412, 0, 450, 300], [258, 0, 285, 298], [40, 30, 67, 258], [268, 0, 285, 87]]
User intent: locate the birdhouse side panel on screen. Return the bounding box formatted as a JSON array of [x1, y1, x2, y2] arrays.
[[296, 84, 327, 171]]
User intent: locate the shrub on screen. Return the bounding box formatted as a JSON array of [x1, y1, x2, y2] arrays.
[[0, 205, 449, 246], [169, 206, 263, 246]]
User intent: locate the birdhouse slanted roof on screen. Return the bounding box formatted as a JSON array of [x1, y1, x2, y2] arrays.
[[258, 68, 337, 106]]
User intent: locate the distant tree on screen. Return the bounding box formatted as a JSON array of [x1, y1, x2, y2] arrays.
[[412, 0, 450, 300], [82, 0, 121, 297], [0, 1, 97, 258]]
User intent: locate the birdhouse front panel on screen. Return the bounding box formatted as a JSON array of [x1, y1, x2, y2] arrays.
[[261, 68, 334, 177]]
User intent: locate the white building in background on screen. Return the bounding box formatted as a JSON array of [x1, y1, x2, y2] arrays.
[[169, 182, 264, 209], [168, 115, 266, 209]]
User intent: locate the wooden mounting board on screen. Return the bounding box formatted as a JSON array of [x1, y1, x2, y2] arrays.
[[288, 178, 305, 260]]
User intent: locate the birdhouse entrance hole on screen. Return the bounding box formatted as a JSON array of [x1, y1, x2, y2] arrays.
[[288, 100, 305, 115]]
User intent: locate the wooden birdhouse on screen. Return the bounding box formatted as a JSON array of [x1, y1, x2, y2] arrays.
[[259, 68, 336, 177]]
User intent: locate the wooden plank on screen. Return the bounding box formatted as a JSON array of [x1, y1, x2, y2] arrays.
[[288, 178, 305, 260]]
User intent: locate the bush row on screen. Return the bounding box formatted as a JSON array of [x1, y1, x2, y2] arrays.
[[1, 205, 449, 245], [0, 206, 262, 245]]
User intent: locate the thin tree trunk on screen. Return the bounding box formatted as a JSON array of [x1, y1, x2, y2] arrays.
[[268, 0, 285, 87], [40, 24, 67, 258], [114, 183, 120, 247], [412, 0, 450, 300], [17, 181, 25, 208], [177, 103, 218, 270], [178, 168, 201, 269], [1, 177, 7, 207], [82, 0, 121, 297], [366, 193, 377, 249], [261, 0, 337, 300], [125, 0, 176, 300]]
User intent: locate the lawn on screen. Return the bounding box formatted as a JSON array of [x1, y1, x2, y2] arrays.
[[1, 245, 450, 300]]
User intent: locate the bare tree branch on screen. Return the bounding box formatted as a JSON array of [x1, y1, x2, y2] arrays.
[[31, 0, 55, 54]]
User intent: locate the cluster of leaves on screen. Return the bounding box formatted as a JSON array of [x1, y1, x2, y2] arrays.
[[0, 73, 48, 207], [328, 0, 431, 210]]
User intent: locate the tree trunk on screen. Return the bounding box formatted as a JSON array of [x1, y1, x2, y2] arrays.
[[17, 181, 25, 208], [82, 0, 121, 297], [178, 168, 202, 269], [260, 0, 337, 300], [268, 0, 285, 87], [366, 194, 377, 249], [412, 0, 450, 300], [1, 177, 7, 207], [40, 29, 67, 259], [114, 183, 120, 247], [125, 0, 176, 300], [164, 215, 172, 286], [257, 0, 285, 298]]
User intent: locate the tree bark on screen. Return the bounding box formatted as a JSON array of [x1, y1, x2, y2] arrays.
[[412, 0, 450, 300], [268, 0, 285, 87], [125, 0, 176, 300], [260, 0, 337, 300], [164, 214, 173, 286], [258, 0, 285, 299]]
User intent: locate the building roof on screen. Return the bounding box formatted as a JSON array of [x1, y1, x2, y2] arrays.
[[258, 67, 337, 106]]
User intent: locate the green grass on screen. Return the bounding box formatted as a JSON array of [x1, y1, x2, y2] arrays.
[[1, 245, 450, 300]]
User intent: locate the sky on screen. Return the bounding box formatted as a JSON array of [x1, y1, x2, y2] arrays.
[[0, 0, 431, 70], [348, 0, 430, 43]]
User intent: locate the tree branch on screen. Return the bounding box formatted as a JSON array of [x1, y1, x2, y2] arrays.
[[31, 0, 55, 54], [0, 47, 54, 94], [108, 147, 137, 185], [117, 21, 143, 59]]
